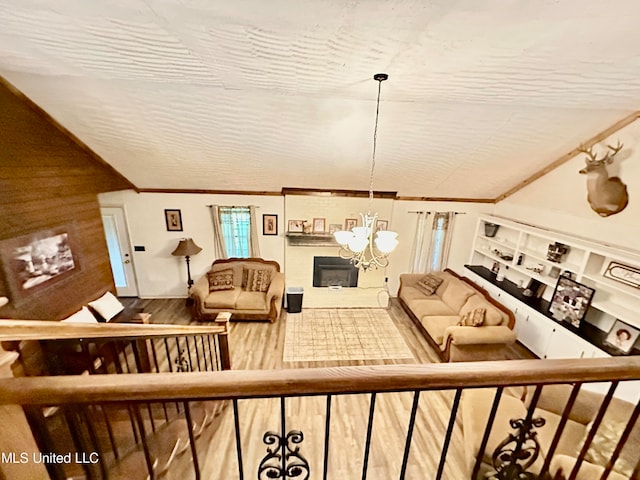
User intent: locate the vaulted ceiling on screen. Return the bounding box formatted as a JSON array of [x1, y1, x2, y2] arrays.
[[1, 1, 639, 199]]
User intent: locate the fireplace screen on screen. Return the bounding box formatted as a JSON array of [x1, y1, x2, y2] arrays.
[[313, 257, 359, 287]]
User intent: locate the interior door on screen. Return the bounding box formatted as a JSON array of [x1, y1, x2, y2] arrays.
[[100, 206, 138, 297]]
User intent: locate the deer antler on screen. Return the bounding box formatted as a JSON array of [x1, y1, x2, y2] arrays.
[[578, 141, 623, 165]]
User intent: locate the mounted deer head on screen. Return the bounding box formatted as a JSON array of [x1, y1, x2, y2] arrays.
[[577, 141, 628, 217]]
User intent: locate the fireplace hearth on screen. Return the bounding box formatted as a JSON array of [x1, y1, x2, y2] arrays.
[[313, 256, 359, 287]]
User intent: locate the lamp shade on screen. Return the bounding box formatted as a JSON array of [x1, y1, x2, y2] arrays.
[[171, 238, 202, 256]]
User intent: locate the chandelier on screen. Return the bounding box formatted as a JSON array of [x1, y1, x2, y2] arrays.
[[333, 73, 398, 271]]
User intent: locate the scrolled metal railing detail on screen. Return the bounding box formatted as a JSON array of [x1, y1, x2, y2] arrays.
[[258, 430, 309, 479], [488, 417, 546, 480]]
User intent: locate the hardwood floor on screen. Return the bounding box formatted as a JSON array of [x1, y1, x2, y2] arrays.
[[120, 297, 534, 479]]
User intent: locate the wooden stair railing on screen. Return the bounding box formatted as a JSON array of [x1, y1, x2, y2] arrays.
[[0, 319, 232, 480], [0, 357, 639, 480]]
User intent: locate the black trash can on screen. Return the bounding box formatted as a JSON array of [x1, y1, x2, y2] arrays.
[[286, 287, 304, 313]]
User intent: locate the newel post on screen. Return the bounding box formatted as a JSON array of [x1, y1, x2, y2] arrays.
[[215, 312, 232, 370], [0, 345, 52, 480]]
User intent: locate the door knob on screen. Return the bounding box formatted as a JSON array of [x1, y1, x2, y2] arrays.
[[124, 259, 131, 264]]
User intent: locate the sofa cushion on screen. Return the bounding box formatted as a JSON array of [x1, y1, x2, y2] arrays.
[[583, 419, 635, 477], [204, 287, 242, 309], [62, 306, 99, 323], [415, 274, 444, 296], [533, 407, 589, 459], [399, 285, 431, 304], [88, 291, 125, 322], [458, 308, 486, 327], [460, 295, 507, 327], [440, 279, 476, 313], [207, 268, 235, 291], [420, 315, 460, 344], [408, 298, 457, 318], [243, 268, 272, 292], [236, 291, 268, 311], [549, 454, 628, 480]]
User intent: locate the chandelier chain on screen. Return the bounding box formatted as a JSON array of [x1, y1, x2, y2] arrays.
[[369, 77, 383, 207]]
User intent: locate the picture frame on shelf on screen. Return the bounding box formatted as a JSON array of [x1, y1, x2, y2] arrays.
[[605, 319, 640, 354], [164, 209, 183, 232], [602, 261, 640, 289], [345, 218, 358, 230], [328, 223, 342, 234], [375, 220, 389, 232], [547, 276, 595, 328], [312, 218, 326, 233], [262, 214, 278, 236], [288, 220, 304, 233]]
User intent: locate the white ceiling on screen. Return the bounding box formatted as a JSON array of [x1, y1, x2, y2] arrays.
[[1, 1, 639, 198]]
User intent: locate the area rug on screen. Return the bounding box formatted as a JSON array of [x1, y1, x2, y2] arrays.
[[283, 308, 414, 362]]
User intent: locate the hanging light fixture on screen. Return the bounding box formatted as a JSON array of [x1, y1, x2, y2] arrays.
[[333, 73, 398, 271]]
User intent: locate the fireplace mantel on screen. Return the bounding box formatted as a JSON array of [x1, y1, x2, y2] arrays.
[[285, 233, 338, 247]]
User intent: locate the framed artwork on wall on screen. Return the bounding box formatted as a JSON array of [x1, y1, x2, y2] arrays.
[[375, 220, 389, 232], [164, 209, 183, 232], [345, 218, 358, 230], [0, 225, 81, 305], [328, 223, 342, 234], [263, 214, 278, 235]]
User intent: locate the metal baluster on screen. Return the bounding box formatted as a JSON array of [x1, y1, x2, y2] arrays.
[[193, 335, 202, 371], [150, 339, 161, 373], [436, 389, 462, 480], [213, 336, 220, 370], [133, 403, 156, 480], [539, 383, 583, 477], [361, 393, 377, 480], [233, 399, 245, 480], [183, 401, 201, 480], [184, 336, 194, 372], [164, 338, 173, 372], [200, 336, 209, 371], [110, 343, 124, 374], [146, 401, 157, 433], [472, 387, 504, 479], [601, 397, 640, 479], [82, 405, 107, 479], [207, 335, 215, 371], [99, 403, 119, 460], [323, 395, 332, 480], [569, 382, 619, 480], [399, 390, 421, 480], [281, 397, 286, 476], [121, 341, 133, 373], [132, 341, 142, 374]]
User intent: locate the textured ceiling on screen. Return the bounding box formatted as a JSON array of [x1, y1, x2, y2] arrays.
[[1, 1, 639, 198]]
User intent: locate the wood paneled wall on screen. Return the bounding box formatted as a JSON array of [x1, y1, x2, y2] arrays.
[[0, 78, 135, 320]]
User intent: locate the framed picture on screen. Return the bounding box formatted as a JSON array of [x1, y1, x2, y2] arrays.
[[262, 214, 278, 236], [288, 220, 304, 233], [0, 225, 81, 305], [328, 223, 342, 234], [164, 209, 183, 232], [547, 276, 595, 328], [312, 218, 326, 233], [602, 261, 640, 289], [345, 218, 358, 230], [375, 220, 389, 232], [605, 319, 640, 354]]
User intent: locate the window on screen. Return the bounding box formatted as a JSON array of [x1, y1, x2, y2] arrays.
[[219, 207, 251, 258], [428, 213, 451, 272]]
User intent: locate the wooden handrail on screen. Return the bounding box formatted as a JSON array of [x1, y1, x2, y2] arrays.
[[0, 319, 227, 341], [0, 357, 638, 405]]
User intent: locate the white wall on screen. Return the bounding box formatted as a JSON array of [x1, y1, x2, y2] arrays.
[[98, 190, 285, 297], [386, 201, 494, 293], [494, 120, 640, 251]]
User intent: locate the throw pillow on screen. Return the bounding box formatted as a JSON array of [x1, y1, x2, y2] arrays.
[[457, 308, 486, 327], [207, 268, 235, 291], [88, 291, 125, 322], [62, 306, 98, 323], [582, 420, 633, 477], [415, 274, 443, 296], [244, 268, 272, 293]]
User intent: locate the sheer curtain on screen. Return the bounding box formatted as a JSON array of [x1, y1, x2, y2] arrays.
[[426, 212, 456, 272], [209, 205, 227, 259], [248, 205, 261, 257], [408, 212, 431, 273]]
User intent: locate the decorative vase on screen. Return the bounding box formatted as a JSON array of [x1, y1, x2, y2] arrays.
[[484, 223, 500, 238]]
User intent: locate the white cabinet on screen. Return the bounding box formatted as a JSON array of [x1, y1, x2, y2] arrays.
[[545, 325, 593, 359], [518, 312, 554, 358]]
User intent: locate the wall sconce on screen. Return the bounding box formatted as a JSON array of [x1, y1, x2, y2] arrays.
[[171, 238, 202, 302]]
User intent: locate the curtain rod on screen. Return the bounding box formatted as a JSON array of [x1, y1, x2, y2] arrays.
[[407, 211, 466, 215], [206, 205, 260, 208]]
